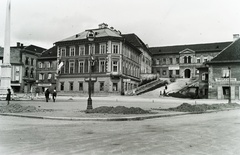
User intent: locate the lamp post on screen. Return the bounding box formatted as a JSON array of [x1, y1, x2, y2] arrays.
[[228, 67, 231, 104], [86, 31, 95, 110]]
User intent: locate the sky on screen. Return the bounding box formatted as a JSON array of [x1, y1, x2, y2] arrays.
[[0, 0, 240, 49]]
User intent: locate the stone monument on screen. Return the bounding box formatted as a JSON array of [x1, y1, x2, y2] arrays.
[[0, 0, 12, 94]]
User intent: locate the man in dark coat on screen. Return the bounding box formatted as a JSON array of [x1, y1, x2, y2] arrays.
[[6, 88, 11, 105], [52, 89, 57, 102], [45, 89, 50, 102]]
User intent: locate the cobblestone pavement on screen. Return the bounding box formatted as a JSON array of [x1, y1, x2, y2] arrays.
[[0, 109, 240, 155]]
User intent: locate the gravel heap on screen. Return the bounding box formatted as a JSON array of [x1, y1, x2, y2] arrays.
[[86, 106, 150, 114], [0, 103, 54, 113], [0, 103, 37, 113], [168, 103, 240, 112]]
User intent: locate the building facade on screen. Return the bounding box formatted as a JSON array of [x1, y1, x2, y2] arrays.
[[55, 23, 143, 94], [207, 39, 240, 100], [36, 46, 57, 93], [0, 43, 46, 93], [149, 42, 232, 79]]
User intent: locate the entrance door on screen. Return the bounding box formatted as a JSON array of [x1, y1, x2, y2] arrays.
[[184, 69, 191, 78], [222, 86, 230, 99]]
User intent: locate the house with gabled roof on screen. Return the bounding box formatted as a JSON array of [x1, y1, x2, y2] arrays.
[[207, 38, 240, 100], [149, 41, 232, 79]]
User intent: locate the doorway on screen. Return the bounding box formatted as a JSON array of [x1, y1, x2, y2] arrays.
[[184, 69, 191, 78]]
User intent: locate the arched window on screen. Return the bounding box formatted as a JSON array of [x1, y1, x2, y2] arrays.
[[184, 56, 188, 63], [25, 67, 29, 77], [188, 56, 191, 63], [30, 68, 34, 78]]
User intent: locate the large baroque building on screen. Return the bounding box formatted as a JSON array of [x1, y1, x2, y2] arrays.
[[55, 23, 149, 94], [149, 42, 232, 79]]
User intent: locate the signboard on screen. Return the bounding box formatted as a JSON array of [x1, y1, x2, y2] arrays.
[[38, 83, 52, 86], [215, 78, 237, 82], [123, 79, 131, 82]]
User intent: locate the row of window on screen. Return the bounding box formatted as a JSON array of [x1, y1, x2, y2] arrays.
[[123, 61, 140, 78], [58, 43, 120, 57], [25, 67, 34, 78], [59, 60, 119, 74], [122, 45, 140, 63], [38, 61, 53, 69], [39, 73, 56, 80], [155, 57, 209, 65], [59, 81, 118, 92]]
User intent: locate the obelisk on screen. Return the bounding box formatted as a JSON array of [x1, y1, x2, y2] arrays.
[[0, 0, 12, 94]]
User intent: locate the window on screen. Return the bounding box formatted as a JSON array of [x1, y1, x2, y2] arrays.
[[25, 67, 29, 77], [60, 61, 65, 74], [39, 62, 43, 68], [163, 58, 166, 64], [155, 59, 159, 65], [162, 70, 166, 75], [197, 58, 201, 63], [79, 82, 83, 91], [79, 46, 85, 55], [70, 47, 75, 56], [69, 82, 74, 91], [39, 73, 44, 80], [30, 68, 34, 78], [48, 73, 52, 80], [204, 58, 208, 62], [176, 58, 179, 64], [69, 61, 75, 74], [112, 61, 118, 72], [99, 60, 105, 72], [112, 44, 119, 54], [222, 68, 230, 78], [170, 58, 173, 64], [184, 56, 188, 63], [78, 61, 84, 73], [61, 48, 66, 56], [113, 83, 118, 91], [60, 82, 64, 91], [46, 62, 51, 68], [31, 58, 34, 66], [25, 57, 29, 65], [89, 45, 95, 55], [176, 70, 179, 75], [188, 56, 191, 63], [100, 44, 106, 54], [100, 82, 104, 91]]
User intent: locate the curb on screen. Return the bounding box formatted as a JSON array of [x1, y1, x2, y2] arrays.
[[0, 108, 238, 121], [0, 112, 191, 121]]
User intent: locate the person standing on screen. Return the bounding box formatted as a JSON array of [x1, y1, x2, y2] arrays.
[[45, 89, 50, 102], [52, 89, 57, 102], [6, 88, 11, 105]]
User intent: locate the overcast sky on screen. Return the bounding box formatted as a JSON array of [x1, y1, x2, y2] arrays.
[[0, 0, 240, 49]]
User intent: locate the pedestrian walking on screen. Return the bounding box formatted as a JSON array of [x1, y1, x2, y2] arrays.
[[165, 84, 168, 90], [52, 89, 57, 102], [6, 88, 11, 105], [45, 89, 50, 102]]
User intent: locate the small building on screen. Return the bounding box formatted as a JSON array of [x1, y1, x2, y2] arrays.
[[36, 46, 57, 93], [207, 38, 240, 100]]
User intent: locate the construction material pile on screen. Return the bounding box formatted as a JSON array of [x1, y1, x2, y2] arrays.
[[0, 103, 37, 113], [86, 106, 150, 114], [168, 103, 240, 112]]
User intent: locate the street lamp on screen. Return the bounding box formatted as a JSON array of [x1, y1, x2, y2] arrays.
[[86, 30, 95, 110], [228, 67, 231, 104]]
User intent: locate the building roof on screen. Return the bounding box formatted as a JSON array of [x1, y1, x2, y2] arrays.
[[57, 27, 122, 43], [23, 45, 46, 54], [209, 39, 240, 63], [121, 33, 151, 55], [39, 46, 57, 59], [149, 41, 232, 55]]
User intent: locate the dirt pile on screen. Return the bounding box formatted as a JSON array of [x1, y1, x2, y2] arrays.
[[0, 103, 37, 113], [168, 103, 240, 112], [86, 106, 150, 114]]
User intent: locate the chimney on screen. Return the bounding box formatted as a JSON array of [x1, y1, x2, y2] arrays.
[[98, 23, 108, 29], [17, 42, 21, 47], [233, 34, 239, 41]]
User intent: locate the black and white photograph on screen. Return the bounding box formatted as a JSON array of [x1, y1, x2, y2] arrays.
[[0, 0, 240, 154]]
